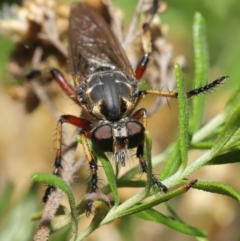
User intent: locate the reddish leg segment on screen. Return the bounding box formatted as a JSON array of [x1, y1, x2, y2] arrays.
[[134, 0, 160, 80], [135, 54, 150, 80], [26, 68, 80, 105], [50, 68, 80, 105]]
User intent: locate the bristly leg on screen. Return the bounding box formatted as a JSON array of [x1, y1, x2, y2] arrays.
[[142, 76, 229, 99], [42, 114, 92, 202], [137, 143, 168, 193], [43, 185, 55, 203], [42, 166, 64, 202], [79, 131, 99, 195], [87, 159, 99, 194], [132, 108, 168, 192], [42, 116, 64, 203], [134, 1, 161, 80], [186, 76, 229, 98], [79, 132, 102, 215]]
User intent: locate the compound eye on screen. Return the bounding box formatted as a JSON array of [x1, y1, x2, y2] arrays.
[[92, 125, 113, 152], [126, 121, 145, 148]]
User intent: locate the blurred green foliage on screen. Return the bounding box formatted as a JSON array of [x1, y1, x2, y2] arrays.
[[116, 0, 240, 90], [0, 1, 239, 241], [161, 0, 240, 89], [0, 38, 15, 81]]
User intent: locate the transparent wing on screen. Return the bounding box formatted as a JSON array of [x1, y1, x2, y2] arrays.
[[68, 2, 134, 84]]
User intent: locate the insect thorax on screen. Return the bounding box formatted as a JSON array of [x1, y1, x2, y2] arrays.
[[76, 71, 138, 121]]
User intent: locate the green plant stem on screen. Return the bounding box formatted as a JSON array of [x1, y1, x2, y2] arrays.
[[101, 180, 196, 223]]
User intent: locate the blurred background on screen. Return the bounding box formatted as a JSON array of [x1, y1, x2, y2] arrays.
[[0, 0, 239, 240]]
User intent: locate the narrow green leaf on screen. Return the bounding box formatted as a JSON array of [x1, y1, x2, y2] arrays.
[[106, 180, 197, 220], [144, 131, 153, 192], [190, 12, 209, 133], [181, 102, 240, 177], [164, 203, 183, 222], [0, 182, 14, 218], [175, 63, 190, 169], [101, 180, 146, 195], [32, 173, 78, 240], [206, 150, 240, 165], [191, 142, 213, 149], [160, 141, 181, 179], [101, 132, 155, 209], [225, 83, 240, 108], [117, 180, 145, 188], [193, 180, 240, 201], [223, 128, 240, 150], [76, 135, 119, 208], [75, 200, 110, 241], [76, 196, 89, 217], [0, 184, 38, 241], [93, 147, 119, 207], [212, 96, 240, 155], [134, 209, 207, 237]]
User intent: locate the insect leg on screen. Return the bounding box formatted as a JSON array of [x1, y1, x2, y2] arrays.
[[79, 132, 102, 216], [43, 115, 92, 202], [135, 54, 150, 80], [79, 132, 99, 194], [185, 76, 229, 98], [27, 68, 80, 105], [132, 108, 168, 192], [50, 68, 80, 105], [140, 76, 229, 99], [135, 19, 152, 80], [135, 1, 160, 80]]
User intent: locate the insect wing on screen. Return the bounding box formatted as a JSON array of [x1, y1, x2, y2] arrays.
[[68, 3, 134, 83]]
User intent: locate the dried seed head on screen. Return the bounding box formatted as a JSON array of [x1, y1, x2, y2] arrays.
[[0, 0, 69, 42]]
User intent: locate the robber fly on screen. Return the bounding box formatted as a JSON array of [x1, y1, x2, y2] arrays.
[[37, 2, 227, 214]]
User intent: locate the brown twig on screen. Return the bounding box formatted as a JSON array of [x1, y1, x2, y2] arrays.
[[30, 47, 79, 240], [30, 47, 61, 120], [38, 8, 68, 58], [33, 143, 77, 241], [102, 0, 124, 43], [147, 42, 175, 117], [123, 0, 145, 49], [30, 79, 60, 119]]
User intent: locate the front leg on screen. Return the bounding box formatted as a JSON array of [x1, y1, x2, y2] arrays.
[[137, 143, 167, 192], [27, 68, 80, 105], [79, 132, 103, 216], [132, 108, 168, 192]]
